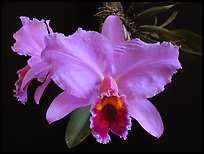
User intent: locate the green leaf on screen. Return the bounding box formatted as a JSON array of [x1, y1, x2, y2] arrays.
[[136, 3, 180, 19], [140, 25, 202, 56], [134, 32, 158, 43], [160, 11, 178, 27], [65, 105, 91, 148], [134, 2, 200, 19], [171, 29, 202, 55]]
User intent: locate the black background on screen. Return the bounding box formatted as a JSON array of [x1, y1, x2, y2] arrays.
[[2, 2, 202, 152]]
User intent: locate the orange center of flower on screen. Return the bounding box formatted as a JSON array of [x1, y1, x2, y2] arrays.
[[95, 96, 123, 111], [93, 95, 127, 125]]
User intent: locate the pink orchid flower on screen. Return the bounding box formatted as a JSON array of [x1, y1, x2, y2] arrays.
[[42, 15, 181, 144], [12, 17, 53, 104]]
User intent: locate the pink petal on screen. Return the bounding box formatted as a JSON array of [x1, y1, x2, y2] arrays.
[[99, 74, 118, 94], [46, 91, 94, 124], [101, 15, 125, 48], [27, 56, 48, 83], [34, 73, 52, 105], [36, 68, 50, 83], [13, 65, 31, 104], [27, 56, 50, 83], [115, 39, 182, 99], [127, 98, 164, 138], [42, 29, 114, 98], [21, 61, 49, 91], [45, 20, 53, 34], [14, 61, 49, 104], [44, 29, 114, 75], [11, 16, 49, 56], [27, 56, 41, 67], [43, 51, 101, 98]]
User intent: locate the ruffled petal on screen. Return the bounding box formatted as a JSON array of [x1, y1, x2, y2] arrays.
[[42, 29, 114, 98], [101, 15, 125, 47], [127, 98, 164, 138], [45, 20, 53, 34], [21, 61, 49, 92], [90, 75, 131, 144], [11, 16, 49, 56], [115, 39, 182, 99], [14, 61, 49, 104], [34, 73, 52, 104], [46, 91, 95, 124], [90, 94, 131, 144], [13, 65, 31, 104], [43, 29, 114, 75]]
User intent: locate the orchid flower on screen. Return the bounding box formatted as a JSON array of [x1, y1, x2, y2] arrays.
[[12, 17, 53, 104], [41, 15, 181, 144]]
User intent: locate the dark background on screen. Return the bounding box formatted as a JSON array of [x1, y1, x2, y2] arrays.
[[2, 2, 202, 152]]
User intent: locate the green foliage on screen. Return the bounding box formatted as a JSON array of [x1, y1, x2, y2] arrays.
[[123, 2, 202, 56], [65, 105, 91, 148], [140, 25, 202, 56]]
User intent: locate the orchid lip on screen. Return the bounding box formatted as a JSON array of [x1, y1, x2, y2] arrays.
[[90, 75, 132, 144]]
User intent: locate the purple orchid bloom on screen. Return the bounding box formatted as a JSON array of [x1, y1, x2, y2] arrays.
[[41, 15, 181, 144], [12, 17, 53, 104]]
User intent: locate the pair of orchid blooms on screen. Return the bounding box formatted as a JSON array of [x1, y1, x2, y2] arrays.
[[12, 15, 181, 144]]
